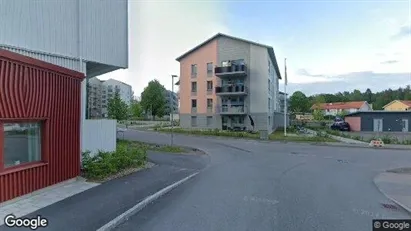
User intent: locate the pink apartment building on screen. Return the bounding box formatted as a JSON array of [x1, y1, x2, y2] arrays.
[[175, 33, 285, 134]]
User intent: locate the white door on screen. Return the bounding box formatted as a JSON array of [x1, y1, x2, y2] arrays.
[[373, 119, 383, 132], [402, 119, 409, 132]]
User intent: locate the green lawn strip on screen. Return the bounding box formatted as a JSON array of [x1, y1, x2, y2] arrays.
[[155, 127, 337, 143]]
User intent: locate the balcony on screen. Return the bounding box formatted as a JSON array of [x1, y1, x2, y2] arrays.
[[215, 85, 248, 96], [216, 105, 248, 115], [215, 64, 247, 78]]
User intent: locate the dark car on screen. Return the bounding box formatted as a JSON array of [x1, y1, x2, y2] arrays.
[[330, 121, 350, 131]]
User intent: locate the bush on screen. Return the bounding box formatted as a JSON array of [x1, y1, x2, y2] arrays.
[[155, 127, 259, 139], [82, 141, 147, 180]]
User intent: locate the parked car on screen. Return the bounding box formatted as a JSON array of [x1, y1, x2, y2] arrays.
[[330, 121, 350, 131]]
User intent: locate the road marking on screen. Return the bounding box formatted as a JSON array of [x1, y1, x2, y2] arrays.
[[352, 208, 383, 218], [96, 172, 199, 231], [243, 196, 279, 205]]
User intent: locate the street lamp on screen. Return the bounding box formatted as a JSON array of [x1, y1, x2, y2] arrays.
[[171, 74, 178, 146]]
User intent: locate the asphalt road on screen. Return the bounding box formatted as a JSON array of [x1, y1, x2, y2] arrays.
[[115, 130, 411, 231]]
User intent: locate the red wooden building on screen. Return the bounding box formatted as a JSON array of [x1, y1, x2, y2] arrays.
[[0, 49, 84, 203]]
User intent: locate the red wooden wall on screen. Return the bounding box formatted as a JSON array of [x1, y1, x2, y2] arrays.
[[0, 49, 84, 203]]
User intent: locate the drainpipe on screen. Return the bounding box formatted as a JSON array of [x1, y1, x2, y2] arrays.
[[78, 0, 88, 119]]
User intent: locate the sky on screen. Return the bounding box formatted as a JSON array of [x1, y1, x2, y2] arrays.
[[98, 0, 411, 97]]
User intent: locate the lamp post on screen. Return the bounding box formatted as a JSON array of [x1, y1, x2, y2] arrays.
[[171, 75, 178, 146]]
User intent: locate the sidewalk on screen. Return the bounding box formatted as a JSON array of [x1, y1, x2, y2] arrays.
[[0, 152, 206, 231], [316, 142, 411, 150], [374, 171, 411, 214]]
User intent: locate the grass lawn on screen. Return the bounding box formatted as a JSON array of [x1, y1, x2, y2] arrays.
[[118, 139, 187, 153], [155, 127, 338, 143]]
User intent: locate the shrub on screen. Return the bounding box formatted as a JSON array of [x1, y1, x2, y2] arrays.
[[81, 141, 147, 180]]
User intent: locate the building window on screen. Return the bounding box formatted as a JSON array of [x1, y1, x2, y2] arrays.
[[191, 99, 197, 108], [191, 82, 197, 92], [3, 122, 42, 168], [207, 81, 213, 91], [268, 98, 271, 110], [268, 60, 271, 73], [269, 116, 271, 125], [207, 116, 213, 126], [191, 116, 197, 127], [191, 64, 197, 77], [268, 79, 271, 92], [207, 99, 213, 108], [207, 62, 213, 75]]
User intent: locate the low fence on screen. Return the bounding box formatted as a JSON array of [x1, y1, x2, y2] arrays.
[[82, 119, 117, 157]]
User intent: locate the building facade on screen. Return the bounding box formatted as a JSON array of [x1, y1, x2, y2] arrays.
[[311, 101, 373, 116], [278, 91, 289, 113], [345, 111, 410, 132], [383, 100, 411, 111], [87, 78, 134, 118], [0, 0, 128, 147], [0, 49, 83, 203], [165, 90, 179, 114], [176, 33, 283, 134]]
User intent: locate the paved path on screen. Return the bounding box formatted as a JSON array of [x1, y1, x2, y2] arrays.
[[113, 130, 411, 231], [374, 172, 411, 213], [0, 151, 208, 231]]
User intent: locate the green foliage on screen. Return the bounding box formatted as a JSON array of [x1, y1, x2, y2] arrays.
[[81, 141, 147, 181], [108, 91, 129, 121], [140, 80, 167, 119], [130, 100, 143, 118], [313, 109, 325, 121], [306, 85, 411, 110], [289, 91, 310, 113]]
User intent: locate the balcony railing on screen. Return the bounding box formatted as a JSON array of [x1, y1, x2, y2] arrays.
[[215, 85, 248, 95], [214, 64, 247, 77], [216, 105, 248, 115]]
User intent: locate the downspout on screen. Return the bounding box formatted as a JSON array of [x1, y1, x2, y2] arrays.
[[78, 0, 88, 119]]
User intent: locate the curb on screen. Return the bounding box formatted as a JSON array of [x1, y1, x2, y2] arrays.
[[373, 173, 411, 215], [96, 172, 199, 231], [311, 143, 411, 151]]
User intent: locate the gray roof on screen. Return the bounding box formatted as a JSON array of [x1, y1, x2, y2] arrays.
[[346, 110, 411, 116], [175, 33, 282, 79]]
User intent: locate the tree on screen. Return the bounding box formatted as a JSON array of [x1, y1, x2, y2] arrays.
[[130, 100, 143, 118], [313, 109, 324, 121], [140, 80, 166, 119], [289, 91, 310, 113], [107, 91, 129, 121]]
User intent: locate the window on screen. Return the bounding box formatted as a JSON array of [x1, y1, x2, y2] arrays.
[[191, 82, 197, 92], [207, 116, 213, 126], [268, 79, 271, 92], [191, 64, 197, 77], [268, 116, 271, 125], [207, 81, 213, 91], [3, 122, 42, 168], [191, 116, 197, 127], [207, 99, 213, 108], [268, 60, 271, 73], [268, 98, 271, 110], [207, 62, 213, 74], [191, 99, 197, 108]]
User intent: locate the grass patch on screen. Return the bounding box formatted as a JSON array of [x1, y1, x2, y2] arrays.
[[155, 127, 260, 139], [119, 139, 187, 153], [81, 140, 148, 182], [155, 127, 337, 143], [269, 130, 337, 142]]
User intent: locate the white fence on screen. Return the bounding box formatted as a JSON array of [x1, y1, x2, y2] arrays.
[[82, 119, 117, 157]]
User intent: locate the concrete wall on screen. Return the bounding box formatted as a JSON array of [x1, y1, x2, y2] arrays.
[[359, 112, 411, 132], [82, 119, 117, 157], [345, 116, 361, 131]]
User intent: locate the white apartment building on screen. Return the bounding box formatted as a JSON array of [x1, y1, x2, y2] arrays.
[[102, 79, 134, 106]]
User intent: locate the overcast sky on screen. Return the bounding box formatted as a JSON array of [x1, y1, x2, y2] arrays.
[[98, 0, 411, 97]]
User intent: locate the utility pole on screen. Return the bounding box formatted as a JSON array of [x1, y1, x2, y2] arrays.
[[171, 75, 178, 146], [284, 58, 288, 136]]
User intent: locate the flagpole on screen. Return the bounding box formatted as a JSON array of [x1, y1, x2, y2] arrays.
[[284, 58, 287, 136]]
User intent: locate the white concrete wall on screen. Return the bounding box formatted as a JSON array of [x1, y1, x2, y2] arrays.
[[82, 119, 117, 156]]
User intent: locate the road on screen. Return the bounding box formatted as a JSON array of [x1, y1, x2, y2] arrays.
[[115, 130, 411, 231]]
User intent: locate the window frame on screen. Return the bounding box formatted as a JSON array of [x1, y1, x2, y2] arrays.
[[0, 119, 47, 173], [207, 62, 213, 74], [191, 64, 197, 77], [191, 82, 197, 92], [207, 81, 213, 91]]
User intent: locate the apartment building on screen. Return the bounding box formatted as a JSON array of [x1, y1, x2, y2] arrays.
[[165, 90, 179, 114], [87, 78, 134, 118], [176, 33, 283, 134]]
